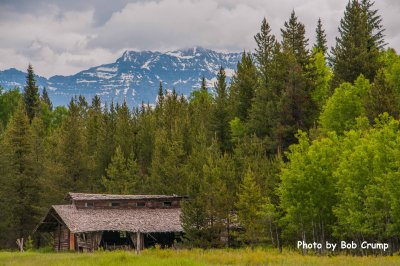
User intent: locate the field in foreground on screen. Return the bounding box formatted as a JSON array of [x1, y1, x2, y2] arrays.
[[1, 249, 400, 266]]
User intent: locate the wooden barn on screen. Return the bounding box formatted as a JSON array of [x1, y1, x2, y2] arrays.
[[35, 193, 185, 252]]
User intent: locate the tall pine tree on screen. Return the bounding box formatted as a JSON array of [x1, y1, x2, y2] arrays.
[[41, 87, 53, 111], [330, 0, 384, 88], [281, 10, 310, 68], [229, 52, 258, 122], [102, 146, 139, 194], [23, 64, 40, 123], [313, 18, 328, 55], [254, 18, 276, 84], [1, 101, 41, 245], [249, 18, 279, 140], [211, 67, 231, 152]]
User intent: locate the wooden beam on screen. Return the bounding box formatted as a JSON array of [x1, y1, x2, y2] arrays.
[[136, 231, 141, 254], [50, 213, 64, 226], [69, 232, 75, 251]]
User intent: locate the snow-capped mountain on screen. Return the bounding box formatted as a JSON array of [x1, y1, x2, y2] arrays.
[[0, 47, 241, 106]]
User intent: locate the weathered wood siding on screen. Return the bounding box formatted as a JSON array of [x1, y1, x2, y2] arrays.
[[53, 225, 69, 251], [76, 232, 103, 251], [73, 199, 181, 209]]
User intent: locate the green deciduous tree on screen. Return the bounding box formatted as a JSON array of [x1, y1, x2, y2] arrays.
[[319, 75, 370, 134], [308, 51, 333, 109], [279, 131, 340, 249], [334, 114, 399, 250]]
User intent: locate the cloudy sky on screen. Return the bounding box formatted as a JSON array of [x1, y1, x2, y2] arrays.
[[0, 0, 399, 77]]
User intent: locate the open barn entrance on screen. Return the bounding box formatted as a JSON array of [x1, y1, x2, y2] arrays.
[[100, 231, 133, 250], [143, 232, 181, 248]]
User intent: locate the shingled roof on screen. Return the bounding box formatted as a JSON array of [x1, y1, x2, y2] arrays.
[[37, 204, 183, 233], [66, 192, 183, 201]]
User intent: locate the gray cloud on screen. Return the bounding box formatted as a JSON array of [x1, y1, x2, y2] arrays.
[[0, 0, 398, 77]]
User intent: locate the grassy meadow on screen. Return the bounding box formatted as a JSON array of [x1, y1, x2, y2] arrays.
[[1, 249, 400, 266]]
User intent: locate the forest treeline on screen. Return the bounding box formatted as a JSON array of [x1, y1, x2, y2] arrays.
[[1, 0, 400, 254]]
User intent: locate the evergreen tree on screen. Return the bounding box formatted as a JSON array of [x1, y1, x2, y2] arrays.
[[254, 18, 276, 83], [269, 10, 319, 152], [274, 50, 316, 151], [31, 116, 46, 182], [115, 101, 134, 158], [236, 168, 268, 246], [281, 10, 310, 68], [41, 87, 53, 111], [135, 106, 156, 178], [149, 90, 189, 194], [157, 81, 164, 108], [234, 135, 282, 247], [57, 98, 90, 192], [248, 18, 281, 142], [229, 52, 258, 121], [330, 0, 384, 88], [233, 135, 281, 205], [188, 77, 213, 147], [180, 134, 211, 247], [313, 18, 328, 55], [0, 87, 21, 128], [361, 0, 385, 49], [102, 146, 139, 194], [23, 64, 40, 123], [200, 76, 207, 91], [1, 101, 41, 244], [211, 67, 231, 152], [182, 140, 236, 248], [87, 95, 102, 155], [86, 95, 104, 190], [95, 102, 117, 187], [364, 69, 400, 122], [149, 128, 186, 194]]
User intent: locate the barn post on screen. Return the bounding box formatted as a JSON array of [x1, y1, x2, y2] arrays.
[[69, 232, 75, 251], [136, 231, 141, 254], [58, 224, 61, 252]]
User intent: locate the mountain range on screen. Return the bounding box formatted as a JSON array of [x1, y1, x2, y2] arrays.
[[0, 47, 241, 106]]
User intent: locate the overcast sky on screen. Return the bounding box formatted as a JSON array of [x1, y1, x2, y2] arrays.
[[1, 0, 399, 78]]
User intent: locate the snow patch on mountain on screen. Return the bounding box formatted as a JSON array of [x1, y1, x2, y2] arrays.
[[0, 47, 241, 106]]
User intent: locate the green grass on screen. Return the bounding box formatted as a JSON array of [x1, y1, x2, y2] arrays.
[[1, 248, 400, 266]]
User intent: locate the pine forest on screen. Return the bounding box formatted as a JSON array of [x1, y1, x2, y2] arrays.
[[1, 0, 400, 255]]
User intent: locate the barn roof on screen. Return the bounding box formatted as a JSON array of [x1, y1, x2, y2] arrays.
[[36, 204, 183, 234], [66, 192, 183, 201]]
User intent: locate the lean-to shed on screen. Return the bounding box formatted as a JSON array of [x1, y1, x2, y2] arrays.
[[35, 192, 185, 251]]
